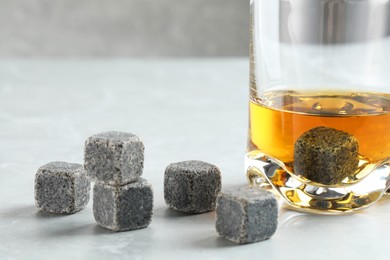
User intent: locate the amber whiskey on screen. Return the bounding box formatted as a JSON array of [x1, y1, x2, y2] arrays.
[[249, 91, 390, 164]]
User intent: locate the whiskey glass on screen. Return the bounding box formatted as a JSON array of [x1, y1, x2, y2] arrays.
[[246, 0, 390, 213]]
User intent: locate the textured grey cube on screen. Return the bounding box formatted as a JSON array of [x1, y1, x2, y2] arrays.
[[84, 131, 144, 185], [294, 126, 359, 185], [93, 178, 153, 232], [216, 186, 278, 244], [164, 160, 221, 214], [34, 161, 90, 214]]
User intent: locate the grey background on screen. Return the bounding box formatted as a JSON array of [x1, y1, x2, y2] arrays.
[[0, 0, 249, 57]]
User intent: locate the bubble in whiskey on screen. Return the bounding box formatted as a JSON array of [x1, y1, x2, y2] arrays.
[[294, 126, 359, 185], [311, 100, 354, 115]]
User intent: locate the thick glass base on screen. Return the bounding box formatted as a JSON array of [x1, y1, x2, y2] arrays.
[[246, 152, 390, 214]]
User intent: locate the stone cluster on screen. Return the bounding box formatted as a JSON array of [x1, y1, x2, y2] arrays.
[[34, 131, 280, 243], [84, 131, 153, 232]]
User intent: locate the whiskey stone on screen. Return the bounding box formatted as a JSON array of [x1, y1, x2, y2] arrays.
[[84, 131, 144, 185], [164, 160, 221, 214], [34, 161, 90, 214], [215, 186, 278, 244], [294, 126, 359, 185], [93, 178, 153, 232]]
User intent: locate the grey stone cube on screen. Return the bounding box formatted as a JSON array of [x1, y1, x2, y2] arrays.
[[84, 131, 144, 185], [93, 178, 153, 232], [216, 186, 278, 244], [34, 161, 90, 214], [164, 160, 221, 214], [294, 126, 359, 185]]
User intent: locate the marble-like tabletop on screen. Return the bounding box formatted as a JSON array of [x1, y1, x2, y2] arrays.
[[0, 59, 389, 260]]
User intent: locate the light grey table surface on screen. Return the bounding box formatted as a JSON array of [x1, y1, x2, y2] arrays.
[[1, 59, 389, 260]]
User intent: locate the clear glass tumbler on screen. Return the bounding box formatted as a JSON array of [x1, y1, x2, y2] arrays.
[[246, 0, 390, 214]]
